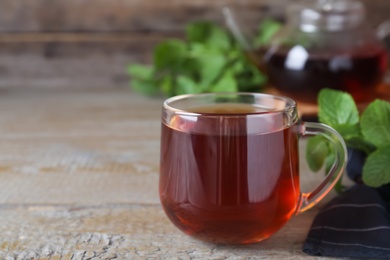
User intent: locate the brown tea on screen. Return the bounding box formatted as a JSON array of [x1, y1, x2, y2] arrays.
[[253, 46, 388, 103], [159, 103, 300, 244]]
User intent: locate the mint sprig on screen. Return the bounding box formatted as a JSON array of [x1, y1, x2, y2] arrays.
[[306, 89, 390, 189], [127, 21, 279, 96]]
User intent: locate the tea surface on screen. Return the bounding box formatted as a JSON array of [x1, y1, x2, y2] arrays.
[[188, 103, 270, 114]]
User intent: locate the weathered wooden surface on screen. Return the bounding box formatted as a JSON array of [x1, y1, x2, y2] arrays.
[[0, 0, 388, 88], [0, 33, 167, 88], [0, 0, 388, 32], [0, 206, 320, 259], [0, 87, 336, 259]]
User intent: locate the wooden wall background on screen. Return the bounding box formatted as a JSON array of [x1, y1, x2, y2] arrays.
[[0, 0, 388, 88]]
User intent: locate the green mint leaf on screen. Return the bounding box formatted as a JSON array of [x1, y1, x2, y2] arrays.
[[361, 99, 390, 148], [176, 76, 201, 95], [210, 70, 237, 93], [345, 136, 376, 155], [318, 88, 359, 126], [306, 136, 330, 172], [231, 58, 245, 73], [177, 59, 200, 79], [333, 124, 360, 140], [154, 39, 187, 71], [127, 64, 154, 80], [248, 66, 267, 86], [235, 58, 267, 92], [186, 22, 231, 50], [362, 145, 390, 187], [161, 76, 174, 97], [254, 19, 282, 47], [189, 43, 228, 87], [199, 54, 227, 87], [131, 78, 159, 96], [318, 89, 360, 137]]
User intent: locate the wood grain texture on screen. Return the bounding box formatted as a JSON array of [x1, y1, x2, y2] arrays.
[[0, 87, 335, 258], [0, 0, 282, 32], [0, 88, 161, 205], [0, 206, 318, 259], [0, 33, 167, 88], [0, 0, 388, 32], [0, 0, 387, 88]]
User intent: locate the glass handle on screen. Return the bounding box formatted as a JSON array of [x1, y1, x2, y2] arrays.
[[296, 122, 348, 214]]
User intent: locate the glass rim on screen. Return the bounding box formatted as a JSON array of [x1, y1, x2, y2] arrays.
[[163, 92, 297, 117]]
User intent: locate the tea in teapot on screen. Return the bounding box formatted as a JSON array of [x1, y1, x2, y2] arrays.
[[224, 0, 389, 104]]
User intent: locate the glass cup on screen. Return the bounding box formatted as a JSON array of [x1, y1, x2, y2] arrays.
[[159, 92, 347, 244]]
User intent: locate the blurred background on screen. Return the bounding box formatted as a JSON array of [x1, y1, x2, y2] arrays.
[[0, 0, 388, 90]]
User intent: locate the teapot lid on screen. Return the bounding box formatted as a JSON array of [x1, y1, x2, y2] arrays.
[[287, 0, 365, 32]]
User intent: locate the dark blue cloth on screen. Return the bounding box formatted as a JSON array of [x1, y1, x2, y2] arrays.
[[303, 185, 390, 259]]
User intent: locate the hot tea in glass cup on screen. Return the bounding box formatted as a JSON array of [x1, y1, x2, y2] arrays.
[[159, 93, 347, 244]]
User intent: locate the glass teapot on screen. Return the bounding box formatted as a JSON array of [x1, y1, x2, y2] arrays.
[[223, 0, 389, 104]]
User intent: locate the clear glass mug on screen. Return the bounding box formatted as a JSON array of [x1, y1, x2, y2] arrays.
[[159, 92, 347, 244]]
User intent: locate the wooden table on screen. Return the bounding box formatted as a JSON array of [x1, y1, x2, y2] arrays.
[[0, 87, 337, 259]]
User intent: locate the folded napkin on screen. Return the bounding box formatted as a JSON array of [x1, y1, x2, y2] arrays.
[[303, 184, 390, 259]]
